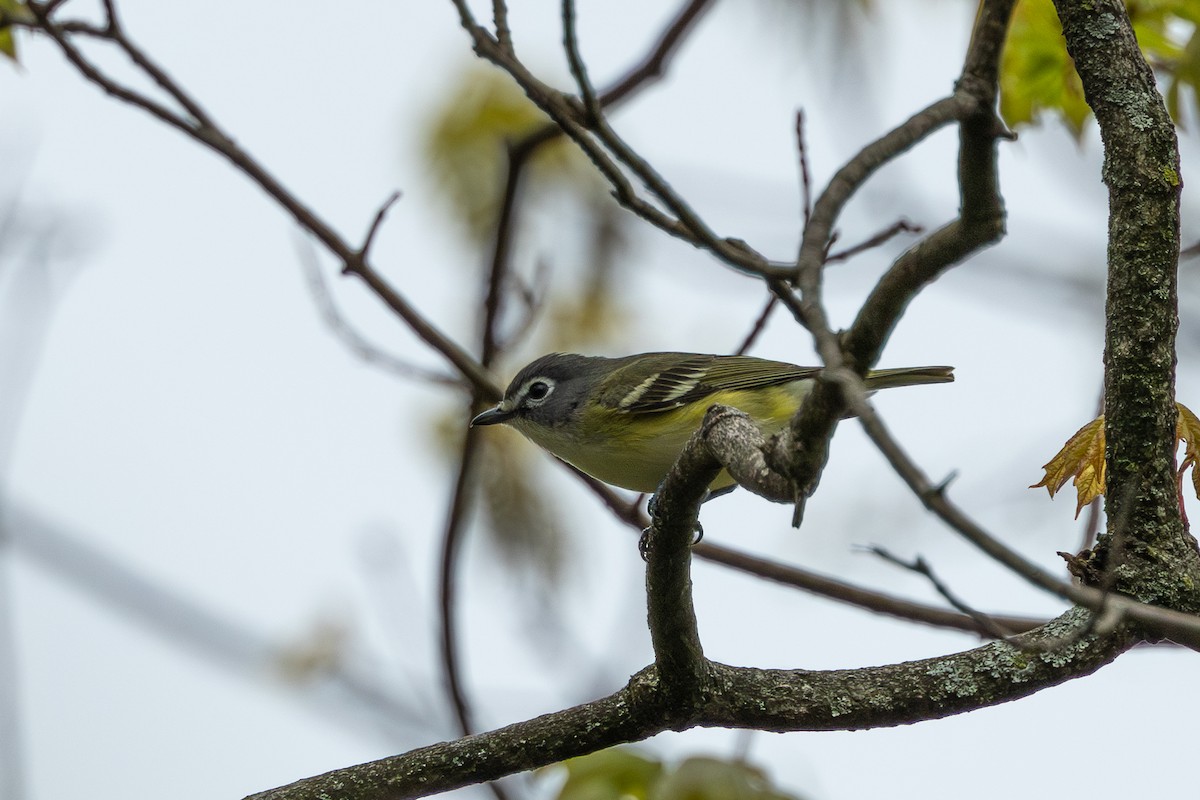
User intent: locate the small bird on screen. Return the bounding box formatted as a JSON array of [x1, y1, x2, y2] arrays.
[[471, 352, 953, 494]]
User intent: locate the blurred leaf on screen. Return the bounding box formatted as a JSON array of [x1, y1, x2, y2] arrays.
[[477, 429, 568, 582], [554, 748, 664, 800], [1000, 0, 1200, 135], [275, 616, 350, 683], [754, 0, 875, 72], [545, 290, 630, 351], [1000, 0, 1091, 138], [1129, 0, 1189, 124], [1164, 20, 1200, 124], [656, 757, 803, 800], [541, 202, 632, 351], [0, 0, 32, 62], [430, 408, 568, 582], [550, 750, 806, 800], [422, 65, 596, 243]]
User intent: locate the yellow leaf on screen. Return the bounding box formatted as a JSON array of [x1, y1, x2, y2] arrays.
[[1176, 401, 1200, 502], [1175, 401, 1200, 463], [1030, 415, 1106, 518], [1034, 401, 1200, 517]]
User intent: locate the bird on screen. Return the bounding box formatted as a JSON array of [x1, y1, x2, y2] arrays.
[[471, 352, 953, 494]]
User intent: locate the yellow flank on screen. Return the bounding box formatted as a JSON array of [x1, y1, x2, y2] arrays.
[[514, 383, 808, 493]]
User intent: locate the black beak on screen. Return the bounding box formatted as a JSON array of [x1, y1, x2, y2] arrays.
[[471, 406, 514, 427]]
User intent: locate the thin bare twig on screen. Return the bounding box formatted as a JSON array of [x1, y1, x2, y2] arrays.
[[598, 0, 714, 108], [356, 191, 402, 265], [298, 242, 463, 386], [99, 0, 217, 129], [770, 0, 1013, 525], [493, 258, 547, 355], [435, 102, 537, 800], [866, 545, 1017, 639], [826, 219, 923, 264], [479, 0, 718, 361], [502, 0, 715, 159], [492, 0, 513, 55], [448, 0, 785, 279], [564, 453, 1045, 638], [796, 111, 813, 232], [436, 431, 485, 741], [776, 100, 984, 522], [562, 0, 602, 123], [23, 2, 499, 399], [733, 294, 779, 356], [479, 149, 528, 367], [430, 6, 729, 777], [795, 93, 974, 287], [841, 373, 1200, 650], [706, 539, 1042, 636]]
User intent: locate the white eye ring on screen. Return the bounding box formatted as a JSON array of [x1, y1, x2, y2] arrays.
[[522, 377, 555, 406]]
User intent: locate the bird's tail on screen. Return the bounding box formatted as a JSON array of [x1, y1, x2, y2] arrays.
[[864, 366, 955, 390]]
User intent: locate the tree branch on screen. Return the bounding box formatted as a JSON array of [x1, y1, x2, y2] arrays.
[[771, 0, 1014, 520], [249, 378, 1165, 800], [436, 431, 485, 740], [246, 669, 668, 800], [699, 540, 1044, 636], [843, 375, 1200, 650], [22, 1, 500, 400], [599, 0, 714, 108], [565, 465, 1048, 637], [1052, 0, 1200, 613], [448, 0, 786, 279], [248, 593, 1132, 800], [866, 545, 1018, 640]]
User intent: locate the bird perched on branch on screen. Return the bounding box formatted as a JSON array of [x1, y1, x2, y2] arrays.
[[471, 352, 953, 494]]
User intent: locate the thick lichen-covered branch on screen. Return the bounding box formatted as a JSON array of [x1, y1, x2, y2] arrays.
[[247, 606, 1132, 800], [1052, 0, 1200, 611]]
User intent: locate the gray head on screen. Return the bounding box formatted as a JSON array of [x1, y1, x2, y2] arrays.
[[470, 353, 606, 431]]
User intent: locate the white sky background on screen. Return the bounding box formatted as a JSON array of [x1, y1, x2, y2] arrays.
[[2, 1, 1199, 799]]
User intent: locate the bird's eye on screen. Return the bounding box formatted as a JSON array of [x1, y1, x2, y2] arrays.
[[526, 380, 551, 401]]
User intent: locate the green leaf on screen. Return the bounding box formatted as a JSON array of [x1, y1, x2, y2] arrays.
[[1164, 23, 1200, 126], [549, 750, 806, 800], [554, 748, 663, 800], [0, 28, 14, 62], [1000, 0, 1091, 138], [421, 65, 596, 242], [0, 0, 31, 62], [656, 757, 804, 800], [999, 0, 1200, 134]]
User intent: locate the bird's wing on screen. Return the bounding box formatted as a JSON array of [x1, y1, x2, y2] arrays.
[[604, 354, 818, 414]]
